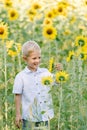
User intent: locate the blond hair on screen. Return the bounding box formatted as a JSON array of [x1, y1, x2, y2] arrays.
[[22, 40, 41, 57]]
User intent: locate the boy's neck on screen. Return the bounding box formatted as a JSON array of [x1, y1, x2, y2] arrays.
[[27, 66, 38, 72]]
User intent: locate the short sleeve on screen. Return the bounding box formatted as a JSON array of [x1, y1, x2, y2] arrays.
[[44, 68, 53, 77], [12, 74, 23, 94]]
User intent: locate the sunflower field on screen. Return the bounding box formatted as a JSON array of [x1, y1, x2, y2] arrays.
[[0, 0, 87, 130]]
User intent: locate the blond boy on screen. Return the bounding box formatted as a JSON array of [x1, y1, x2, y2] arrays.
[[13, 41, 62, 130]]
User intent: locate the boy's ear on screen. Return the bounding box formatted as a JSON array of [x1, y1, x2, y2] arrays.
[[22, 56, 27, 61]]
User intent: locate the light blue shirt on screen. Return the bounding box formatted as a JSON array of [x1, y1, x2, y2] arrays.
[[13, 66, 54, 122]]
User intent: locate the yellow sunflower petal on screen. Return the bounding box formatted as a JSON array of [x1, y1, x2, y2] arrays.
[[56, 71, 69, 83], [48, 57, 54, 72], [42, 76, 53, 86], [66, 51, 75, 62], [0, 22, 8, 40]]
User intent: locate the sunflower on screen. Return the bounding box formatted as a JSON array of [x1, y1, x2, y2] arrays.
[[8, 9, 19, 21], [63, 29, 71, 35], [83, 0, 87, 6], [48, 57, 54, 72], [51, 8, 58, 17], [69, 16, 76, 24], [58, 0, 69, 8], [6, 40, 14, 48], [4, 0, 13, 8], [81, 45, 87, 54], [43, 25, 57, 40], [75, 36, 87, 47], [76, 48, 87, 60], [45, 10, 55, 19], [6, 41, 21, 57], [26, 8, 37, 21], [43, 18, 53, 26], [41, 76, 53, 86], [56, 71, 69, 83], [31, 2, 41, 10], [8, 50, 17, 56], [0, 22, 8, 40], [79, 53, 87, 60], [56, 4, 67, 16], [66, 51, 75, 62]]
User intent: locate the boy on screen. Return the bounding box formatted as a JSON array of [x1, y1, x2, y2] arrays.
[[13, 41, 62, 130]]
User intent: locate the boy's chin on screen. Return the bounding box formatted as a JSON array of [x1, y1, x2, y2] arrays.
[[34, 66, 38, 70], [33, 66, 38, 70]]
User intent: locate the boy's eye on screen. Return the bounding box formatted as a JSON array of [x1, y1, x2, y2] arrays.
[[33, 57, 36, 59], [32, 57, 41, 60]]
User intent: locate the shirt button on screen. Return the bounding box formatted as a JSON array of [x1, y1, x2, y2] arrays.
[[36, 83, 38, 85], [38, 92, 40, 95], [40, 102, 42, 104]]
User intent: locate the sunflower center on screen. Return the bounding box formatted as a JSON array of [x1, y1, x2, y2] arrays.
[[6, 2, 12, 6], [85, 1, 87, 5], [34, 5, 39, 9], [70, 55, 74, 59], [44, 80, 50, 85], [48, 13, 52, 17], [52, 63, 54, 69], [11, 12, 15, 17], [80, 53, 84, 58], [58, 7, 63, 12], [46, 20, 50, 24], [59, 76, 65, 81], [29, 11, 35, 15], [0, 27, 4, 35], [9, 44, 16, 52], [47, 29, 53, 35], [78, 39, 85, 46]]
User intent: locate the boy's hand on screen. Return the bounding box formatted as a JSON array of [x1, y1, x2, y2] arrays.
[[55, 63, 63, 71], [15, 115, 22, 128]]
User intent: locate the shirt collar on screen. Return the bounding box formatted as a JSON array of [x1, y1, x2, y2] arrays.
[[24, 66, 42, 74]]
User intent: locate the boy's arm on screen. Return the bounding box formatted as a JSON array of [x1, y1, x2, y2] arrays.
[[15, 94, 22, 128]]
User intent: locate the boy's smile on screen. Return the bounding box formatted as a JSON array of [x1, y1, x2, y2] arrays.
[[24, 51, 41, 71]]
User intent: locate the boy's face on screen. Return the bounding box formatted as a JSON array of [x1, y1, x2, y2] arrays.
[[23, 50, 41, 71]]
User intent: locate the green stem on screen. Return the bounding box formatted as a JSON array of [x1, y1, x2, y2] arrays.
[[78, 59, 83, 127], [58, 82, 63, 130], [4, 42, 8, 130], [12, 56, 15, 77], [55, 40, 59, 63], [48, 120, 50, 130], [48, 41, 51, 58], [70, 94, 73, 130], [17, 53, 22, 71]]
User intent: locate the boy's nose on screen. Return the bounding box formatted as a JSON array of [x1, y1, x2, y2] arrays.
[[36, 59, 40, 63]]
